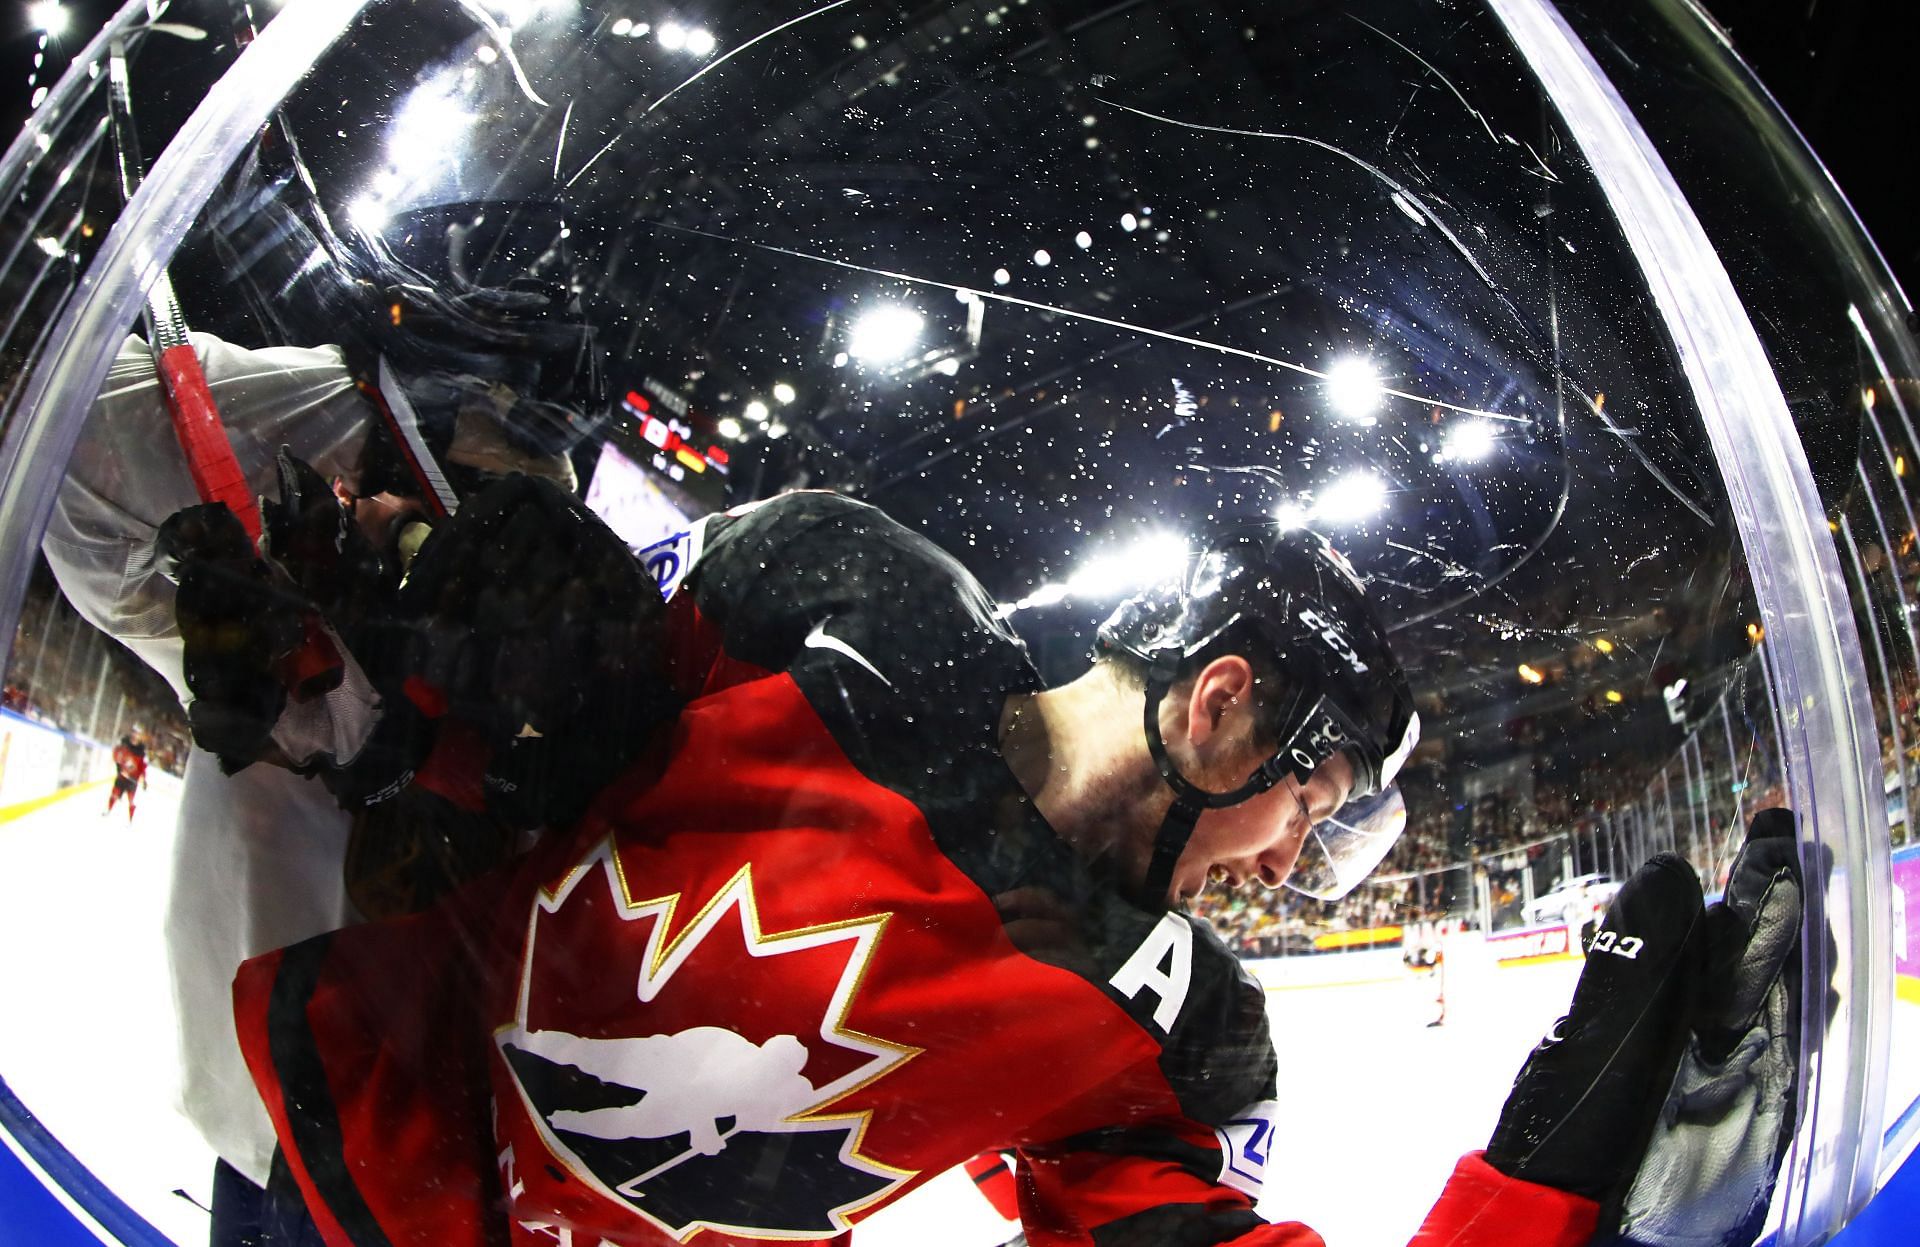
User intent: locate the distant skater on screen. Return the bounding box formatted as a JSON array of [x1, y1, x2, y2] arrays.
[[1405, 919, 1447, 1028], [105, 726, 148, 822]]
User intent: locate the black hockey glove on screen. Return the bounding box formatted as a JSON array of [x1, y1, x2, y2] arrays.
[[160, 449, 414, 775], [1485, 853, 1708, 1210], [256, 448, 439, 808], [1613, 808, 1808, 1247], [389, 473, 679, 830], [262, 447, 392, 640], [157, 501, 307, 766]]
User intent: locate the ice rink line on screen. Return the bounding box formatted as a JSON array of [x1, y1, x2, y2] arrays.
[[0, 779, 111, 825]]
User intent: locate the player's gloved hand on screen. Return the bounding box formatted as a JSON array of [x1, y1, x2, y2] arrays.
[[156, 501, 305, 767], [389, 473, 679, 830], [261, 447, 392, 638], [1614, 809, 1807, 1247], [1485, 853, 1708, 1210], [250, 448, 437, 803]]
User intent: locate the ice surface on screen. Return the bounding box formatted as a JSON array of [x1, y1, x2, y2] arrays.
[[0, 774, 213, 1245], [0, 779, 1912, 1247]]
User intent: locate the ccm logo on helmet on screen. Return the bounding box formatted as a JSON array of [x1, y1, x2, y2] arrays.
[[1298, 608, 1369, 675]]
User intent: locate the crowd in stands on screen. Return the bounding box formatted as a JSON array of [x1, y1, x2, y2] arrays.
[[1194, 670, 1793, 958], [4, 564, 189, 776]]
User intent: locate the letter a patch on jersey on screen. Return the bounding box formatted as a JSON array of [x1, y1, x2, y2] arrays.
[[1108, 912, 1194, 1032], [495, 843, 921, 1241]]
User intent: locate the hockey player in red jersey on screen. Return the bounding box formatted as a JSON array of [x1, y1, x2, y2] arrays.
[[221, 491, 1805, 1247], [105, 725, 149, 822]]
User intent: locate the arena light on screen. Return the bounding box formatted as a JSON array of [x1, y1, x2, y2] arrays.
[[848, 305, 925, 365], [1517, 663, 1545, 685], [1313, 472, 1387, 525], [346, 195, 390, 232], [1016, 582, 1071, 611], [1075, 230, 1093, 249], [610, 16, 632, 35], [1440, 418, 1497, 463], [1594, 637, 1614, 654], [1033, 249, 1052, 267], [684, 27, 717, 56], [1069, 532, 1188, 599], [716, 416, 743, 440], [27, 2, 67, 36], [1273, 499, 1311, 532], [387, 85, 473, 167], [488, 0, 567, 26], [1604, 689, 1624, 704], [657, 21, 686, 49], [1324, 357, 1383, 424], [743, 399, 770, 422], [772, 381, 797, 405]]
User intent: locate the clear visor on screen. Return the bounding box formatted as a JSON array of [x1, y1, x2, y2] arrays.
[[1284, 785, 1409, 901]]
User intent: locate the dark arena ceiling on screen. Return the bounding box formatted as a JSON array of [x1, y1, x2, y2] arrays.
[[123, 0, 1862, 786]]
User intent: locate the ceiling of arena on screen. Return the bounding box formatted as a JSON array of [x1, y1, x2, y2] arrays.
[[126, 0, 1844, 781]]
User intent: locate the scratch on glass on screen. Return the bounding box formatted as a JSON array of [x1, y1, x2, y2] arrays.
[[455, 0, 550, 107], [652, 221, 1529, 424], [553, 100, 574, 182], [1091, 96, 1525, 320], [567, 0, 864, 189], [1348, 14, 1559, 183]]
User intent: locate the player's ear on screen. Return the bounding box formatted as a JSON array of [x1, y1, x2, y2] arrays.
[[1185, 655, 1254, 749]]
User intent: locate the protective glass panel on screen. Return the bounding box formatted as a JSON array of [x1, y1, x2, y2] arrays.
[[1554, 0, 1918, 1223], [0, 1, 1906, 1245]]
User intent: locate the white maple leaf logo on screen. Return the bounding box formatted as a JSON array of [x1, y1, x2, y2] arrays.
[[495, 840, 922, 1241]]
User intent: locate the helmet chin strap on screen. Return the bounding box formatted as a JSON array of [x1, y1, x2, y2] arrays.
[[1136, 657, 1300, 907], [1141, 788, 1204, 910]]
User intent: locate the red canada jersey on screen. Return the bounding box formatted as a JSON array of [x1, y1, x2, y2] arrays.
[[234, 493, 1596, 1247], [112, 739, 146, 783]]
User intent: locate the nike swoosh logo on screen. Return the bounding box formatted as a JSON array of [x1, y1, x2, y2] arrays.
[[804, 619, 894, 689]]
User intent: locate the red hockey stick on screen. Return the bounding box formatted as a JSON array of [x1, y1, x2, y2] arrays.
[[106, 35, 261, 540], [108, 32, 338, 698]]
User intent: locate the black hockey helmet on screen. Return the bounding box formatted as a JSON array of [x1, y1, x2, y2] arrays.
[[337, 12, 615, 494], [1096, 524, 1419, 905], [364, 199, 606, 459]]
